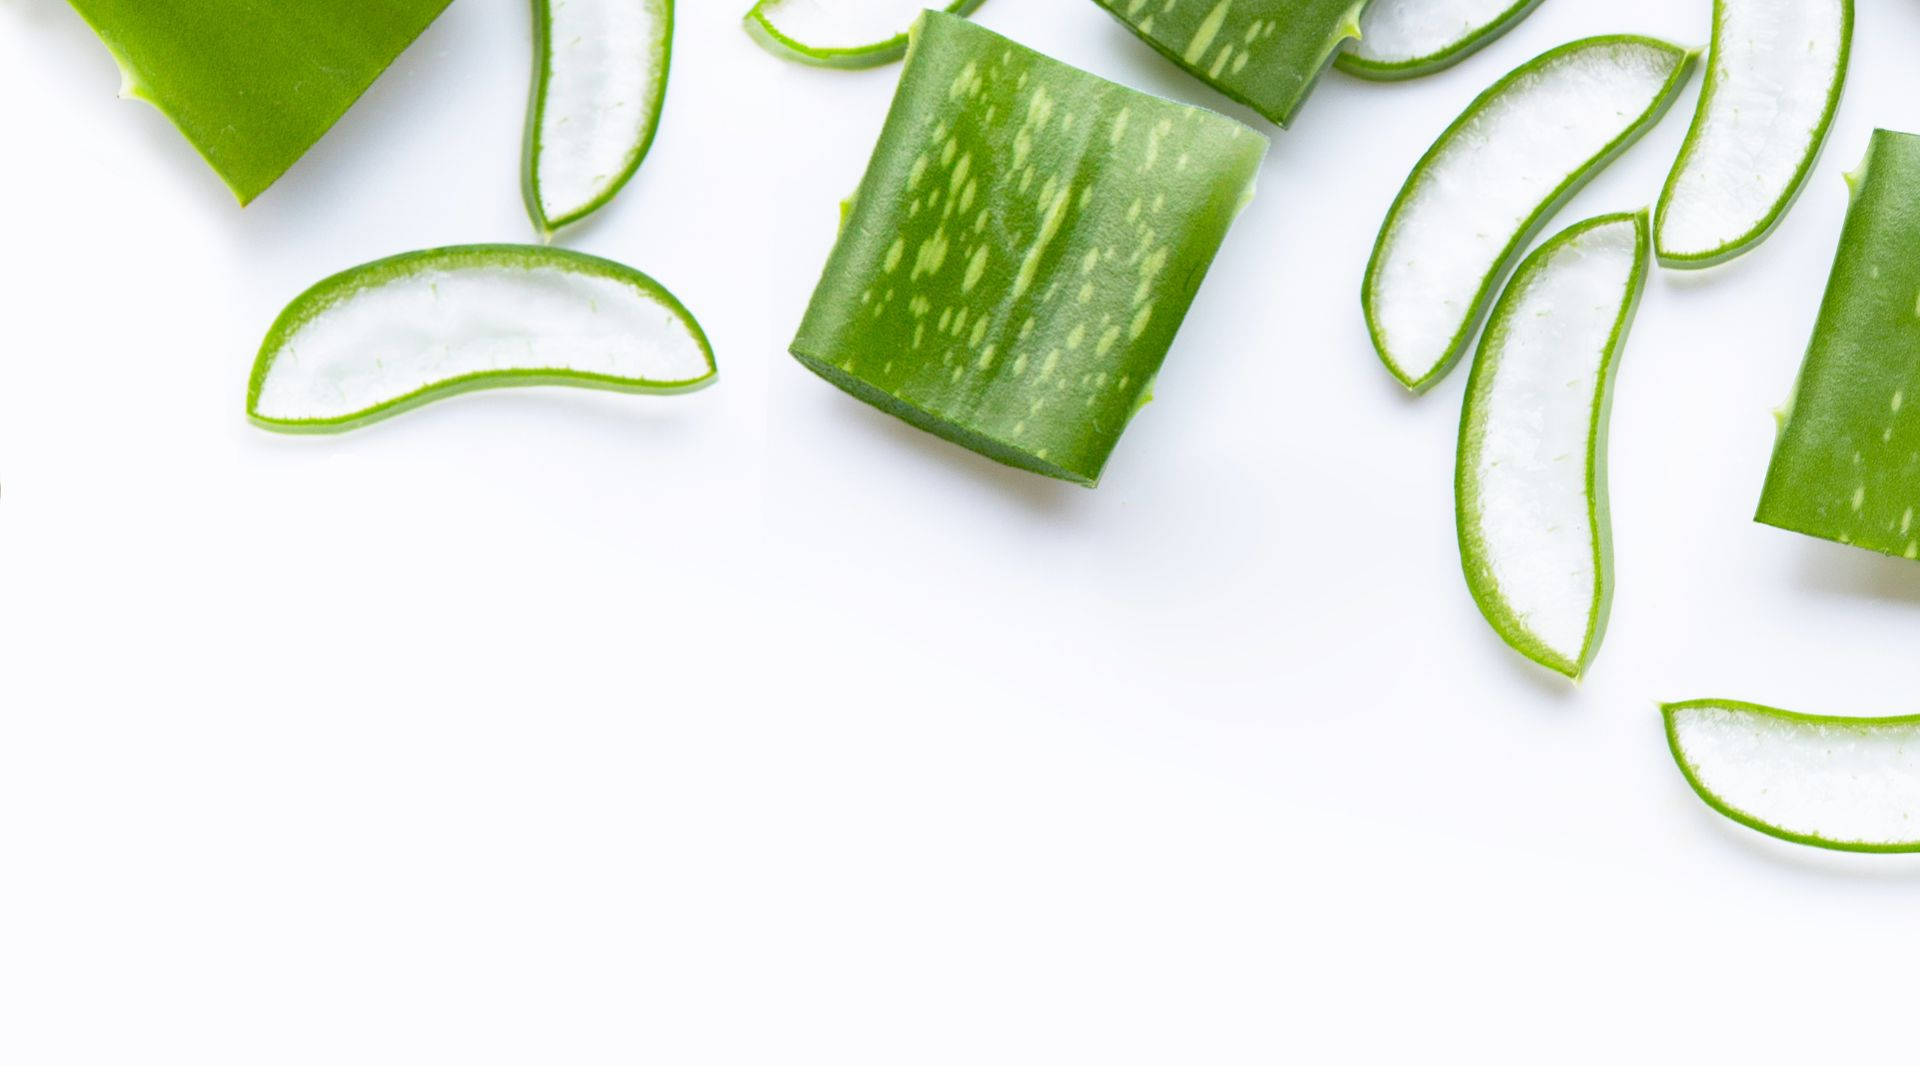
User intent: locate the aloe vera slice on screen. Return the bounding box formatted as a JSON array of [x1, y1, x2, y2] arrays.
[[1456, 211, 1646, 680], [1654, 0, 1852, 268], [67, 0, 453, 206], [1336, 0, 1547, 81], [789, 13, 1267, 487], [1086, 0, 1368, 127], [1757, 130, 1920, 561], [523, 0, 673, 235], [743, 0, 988, 69], [1363, 36, 1693, 393], [1665, 699, 1920, 853], [248, 245, 715, 433]]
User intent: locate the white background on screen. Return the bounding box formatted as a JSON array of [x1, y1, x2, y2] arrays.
[[2, 0, 1918, 1070]]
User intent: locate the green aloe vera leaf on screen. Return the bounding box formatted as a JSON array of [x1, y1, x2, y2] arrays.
[[1757, 130, 1920, 561], [247, 245, 715, 433], [1654, 0, 1852, 269], [1456, 211, 1647, 681], [788, 12, 1268, 487], [1335, 0, 1547, 80], [523, 0, 673, 236], [1086, 0, 1368, 127], [743, 0, 989, 69], [67, 0, 453, 206], [1363, 36, 1693, 393], [1665, 699, 1920, 853]]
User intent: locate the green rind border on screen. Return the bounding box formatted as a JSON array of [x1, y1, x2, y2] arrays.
[[522, 0, 675, 237], [1662, 698, 1920, 854], [1652, 0, 1853, 269], [1334, 0, 1547, 81], [742, 0, 988, 70], [246, 243, 717, 434], [1455, 210, 1648, 681], [1362, 35, 1696, 393]]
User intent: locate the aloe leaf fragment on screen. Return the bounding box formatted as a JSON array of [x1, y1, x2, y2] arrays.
[[66, 0, 454, 206], [1665, 699, 1920, 853], [1456, 211, 1647, 680], [524, 0, 673, 235], [788, 12, 1268, 487], [1363, 36, 1693, 393], [248, 245, 715, 433], [1654, 0, 1853, 268], [1086, 0, 1368, 127], [1336, 0, 1547, 81], [743, 0, 988, 69]]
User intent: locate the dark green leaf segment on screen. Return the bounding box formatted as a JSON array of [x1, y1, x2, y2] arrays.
[[1758, 129, 1920, 562], [1087, 0, 1366, 126], [790, 12, 1268, 486]]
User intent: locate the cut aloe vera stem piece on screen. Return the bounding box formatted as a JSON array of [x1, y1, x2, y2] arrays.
[[1456, 211, 1647, 680], [1336, 0, 1547, 81], [1665, 699, 1920, 853], [1087, 0, 1368, 127], [67, 0, 453, 205], [743, 0, 988, 69], [1758, 130, 1920, 561], [790, 13, 1267, 487], [1654, 0, 1852, 268], [1363, 36, 1694, 393], [523, 0, 673, 235], [248, 245, 715, 433]]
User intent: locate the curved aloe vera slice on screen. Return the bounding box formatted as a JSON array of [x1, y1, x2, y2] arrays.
[[1363, 36, 1693, 393], [1654, 0, 1852, 268], [743, 0, 988, 69], [1456, 211, 1647, 680], [248, 245, 715, 433], [1336, 0, 1547, 80], [68, 0, 453, 205], [1665, 699, 1920, 853], [1086, 0, 1368, 127], [523, 0, 673, 235], [1758, 130, 1920, 561], [790, 13, 1267, 487]]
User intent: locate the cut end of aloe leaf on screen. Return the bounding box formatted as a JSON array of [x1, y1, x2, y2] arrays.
[[248, 245, 715, 433], [1666, 699, 1920, 853], [1335, 0, 1547, 81], [789, 12, 1267, 486], [1654, 0, 1853, 268], [1364, 35, 1694, 393], [1457, 211, 1647, 679], [744, 0, 987, 69]]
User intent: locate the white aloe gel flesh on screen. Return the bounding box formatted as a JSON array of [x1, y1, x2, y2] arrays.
[[1657, 0, 1848, 259], [1348, 0, 1529, 66], [534, 0, 668, 223]]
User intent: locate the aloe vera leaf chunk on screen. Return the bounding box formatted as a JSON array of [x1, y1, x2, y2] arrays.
[[1087, 0, 1367, 127], [1363, 36, 1693, 393], [1665, 699, 1920, 853], [524, 0, 673, 235], [1654, 0, 1853, 268], [248, 245, 715, 433], [67, 0, 453, 206], [1455, 212, 1647, 680], [1757, 130, 1920, 561], [789, 12, 1268, 487], [1337, 0, 1547, 81], [744, 0, 988, 69]]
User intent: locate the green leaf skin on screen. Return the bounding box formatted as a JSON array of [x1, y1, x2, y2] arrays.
[[1087, 0, 1368, 127], [247, 245, 716, 434], [67, 0, 453, 206], [789, 12, 1268, 487], [1335, 0, 1547, 81], [1664, 699, 1920, 854], [743, 0, 989, 69], [1757, 130, 1920, 562]]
